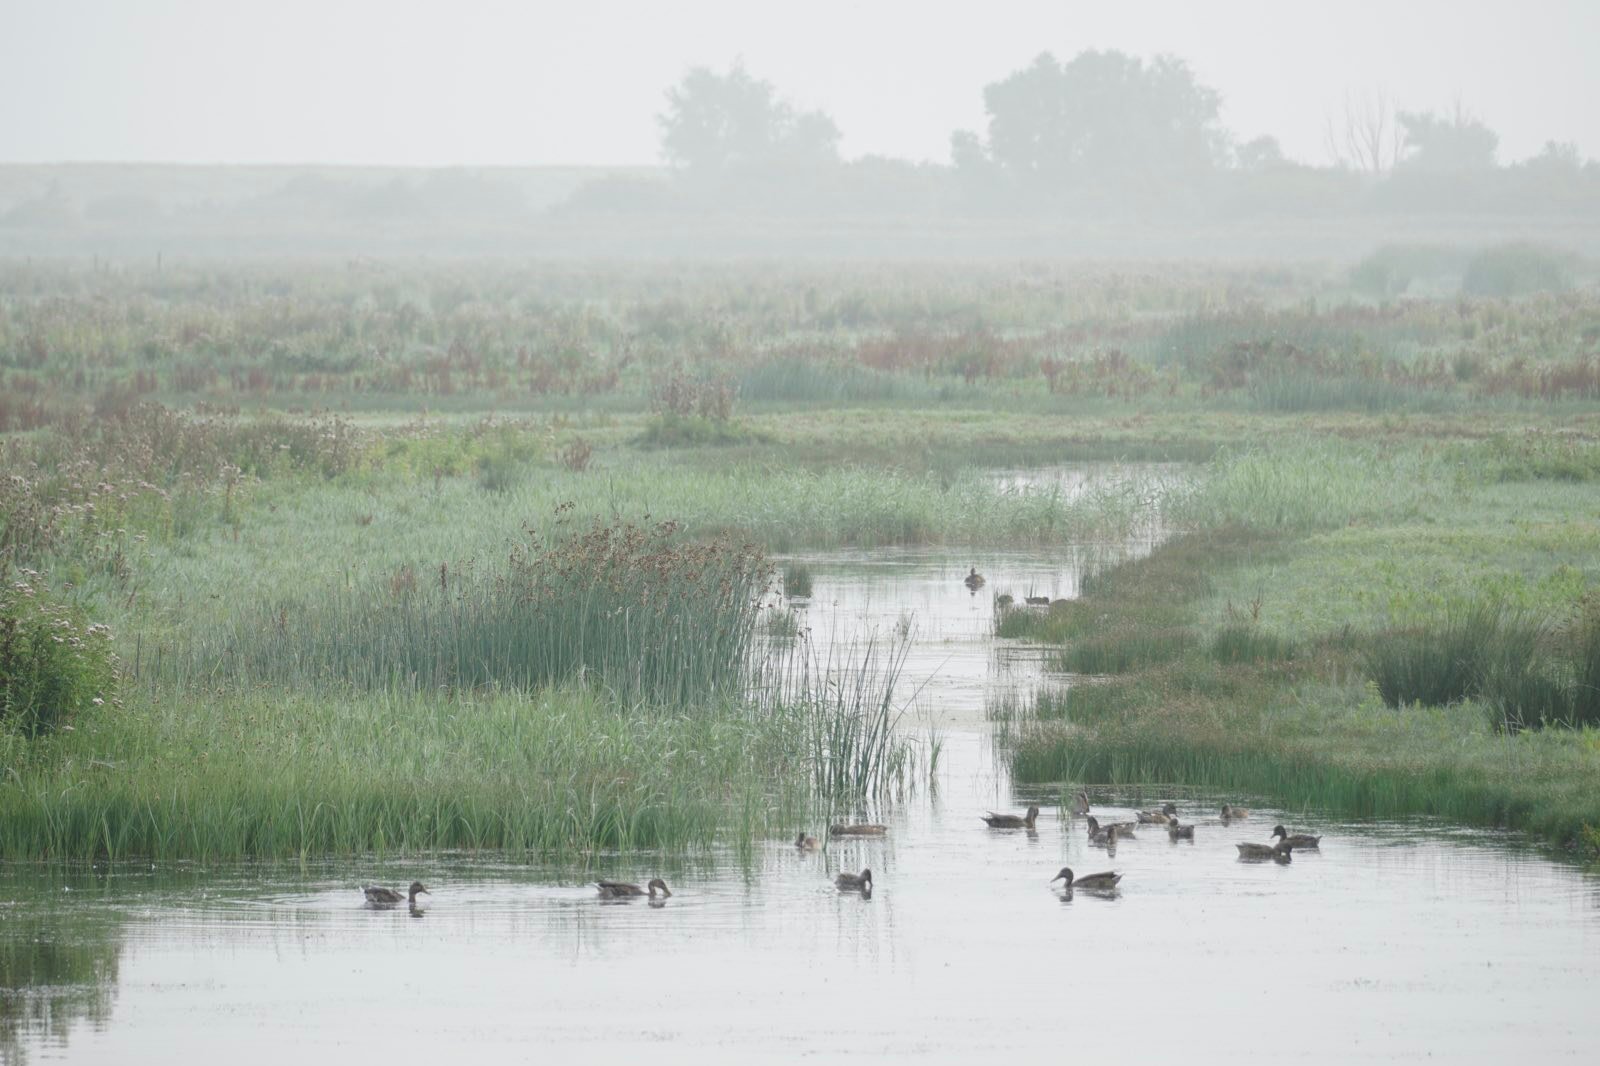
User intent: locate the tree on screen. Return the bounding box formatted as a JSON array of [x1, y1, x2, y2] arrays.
[[958, 50, 1226, 203], [1323, 89, 1405, 176], [657, 63, 839, 176], [1395, 102, 1498, 172], [1235, 135, 1288, 172]]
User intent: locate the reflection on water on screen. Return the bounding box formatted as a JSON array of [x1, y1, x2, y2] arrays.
[[1, 873, 123, 1066], [4, 470, 1599, 1062]]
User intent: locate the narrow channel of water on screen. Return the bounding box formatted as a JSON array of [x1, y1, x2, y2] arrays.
[[3, 470, 1597, 1063]]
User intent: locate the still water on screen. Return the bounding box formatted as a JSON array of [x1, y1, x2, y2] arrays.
[[4, 515, 1598, 1063]]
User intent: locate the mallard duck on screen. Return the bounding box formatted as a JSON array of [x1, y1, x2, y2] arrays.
[[1051, 867, 1121, 891], [1236, 841, 1292, 861], [1025, 595, 1051, 606], [1167, 817, 1195, 841], [981, 804, 1040, 830], [829, 823, 889, 837], [795, 830, 820, 850], [1070, 790, 1091, 816], [596, 877, 672, 900], [836, 868, 872, 891], [1271, 825, 1322, 849], [364, 881, 428, 906], [1137, 802, 1179, 824], [1221, 804, 1251, 820], [964, 567, 985, 591], [996, 593, 1015, 607]]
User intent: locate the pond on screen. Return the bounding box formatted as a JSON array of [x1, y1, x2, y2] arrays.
[[3, 476, 1598, 1063]]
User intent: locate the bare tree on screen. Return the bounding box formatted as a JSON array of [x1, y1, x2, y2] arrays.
[[1324, 89, 1406, 175]]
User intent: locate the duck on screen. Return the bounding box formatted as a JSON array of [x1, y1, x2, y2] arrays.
[[1086, 815, 1137, 841], [795, 831, 820, 851], [1025, 595, 1051, 606], [836, 868, 873, 892], [996, 593, 1015, 608], [1070, 790, 1091, 816], [1271, 825, 1322, 849], [1167, 817, 1195, 841], [596, 877, 672, 900], [1236, 841, 1293, 861], [829, 823, 889, 837], [981, 804, 1040, 830], [1137, 802, 1179, 824], [1221, 804, 1251, 821], [364, 881, 428, 907], [1051, 867, 1122, 891], [964, 567, 986, 591]]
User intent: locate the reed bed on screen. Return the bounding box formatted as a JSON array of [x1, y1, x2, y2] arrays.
[[182, 519, 768, 708], [0, 686, 814, 861]]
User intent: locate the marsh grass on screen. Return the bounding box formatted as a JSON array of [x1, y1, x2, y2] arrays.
[[766, 632, 918, 800], [0, 685, 813, 861], [782, 562, 814, 598], [1362, 599, 1600, 730], [189, 519, 769, 708]]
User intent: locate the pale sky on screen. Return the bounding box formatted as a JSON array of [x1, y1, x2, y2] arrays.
[[3, 0, 1597, 167]]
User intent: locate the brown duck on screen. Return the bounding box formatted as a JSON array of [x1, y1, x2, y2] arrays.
[[1167, 817, 1195, 841], [795, 831, 821, 850], [982, 804, 1040, 830], [1236, 840, 1293, 861], [364, 881, 428, 906], [836, 868, 873, 892], [1137, 803, 1179, 825], [1051, 867, 1122, 891], [596, 878, 672, 900], [1272, 825, 1322, 849]]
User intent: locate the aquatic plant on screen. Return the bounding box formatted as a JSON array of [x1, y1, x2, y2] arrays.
[[189, 518, 770, 708]]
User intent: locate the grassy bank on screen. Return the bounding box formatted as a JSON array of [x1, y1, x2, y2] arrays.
[[0, 686, 811, 861], [1005, 437, 1600, 852]]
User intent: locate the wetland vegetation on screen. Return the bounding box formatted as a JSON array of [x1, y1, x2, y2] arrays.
[[3, 256, 1599, 861]]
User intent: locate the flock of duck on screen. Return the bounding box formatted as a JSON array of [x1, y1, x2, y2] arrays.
[[358, 793, 1322, 911]]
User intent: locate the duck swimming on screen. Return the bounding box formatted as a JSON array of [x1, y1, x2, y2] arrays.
[[1271, 825, 1322, 849], [795, 831, 820, 851], [1086, 815, 1137, 843], [964, 567, 986, 591], [1221, 804, 1251, 821], [982, 804, 1040, 830], [1236, 841, 1293, 861], [596, 878, 672, 900], [1051, 867, 1122, 891], [364, 881, 428, 907], [1167, 817, 1195, 841], [836, 868, 873, 892], [1070, 790, 1091, 816], [1137, 803, 1179, 825]]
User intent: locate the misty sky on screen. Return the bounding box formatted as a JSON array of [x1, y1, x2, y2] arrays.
[[4, 0, 1597, 168]]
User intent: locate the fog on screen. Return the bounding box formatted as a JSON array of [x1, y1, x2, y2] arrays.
[[3, 0, 1599, 259]]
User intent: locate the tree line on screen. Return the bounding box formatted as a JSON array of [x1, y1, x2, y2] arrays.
[[567, 51, 1600, 219]]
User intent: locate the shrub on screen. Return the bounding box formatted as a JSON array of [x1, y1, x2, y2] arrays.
[[0, 573, 117, 737], [1461, 243, 1579, 298]]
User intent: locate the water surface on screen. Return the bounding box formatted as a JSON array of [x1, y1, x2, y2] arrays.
[[4, 486, 1597, 1064]]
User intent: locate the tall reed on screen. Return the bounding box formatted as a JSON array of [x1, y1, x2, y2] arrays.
[[181, 519, 770, 708]]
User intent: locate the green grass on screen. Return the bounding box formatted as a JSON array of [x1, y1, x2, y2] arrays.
[[0, 685, 812, 861], [184, 520, 768, 708], [1007, 436, 1600, 850]]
